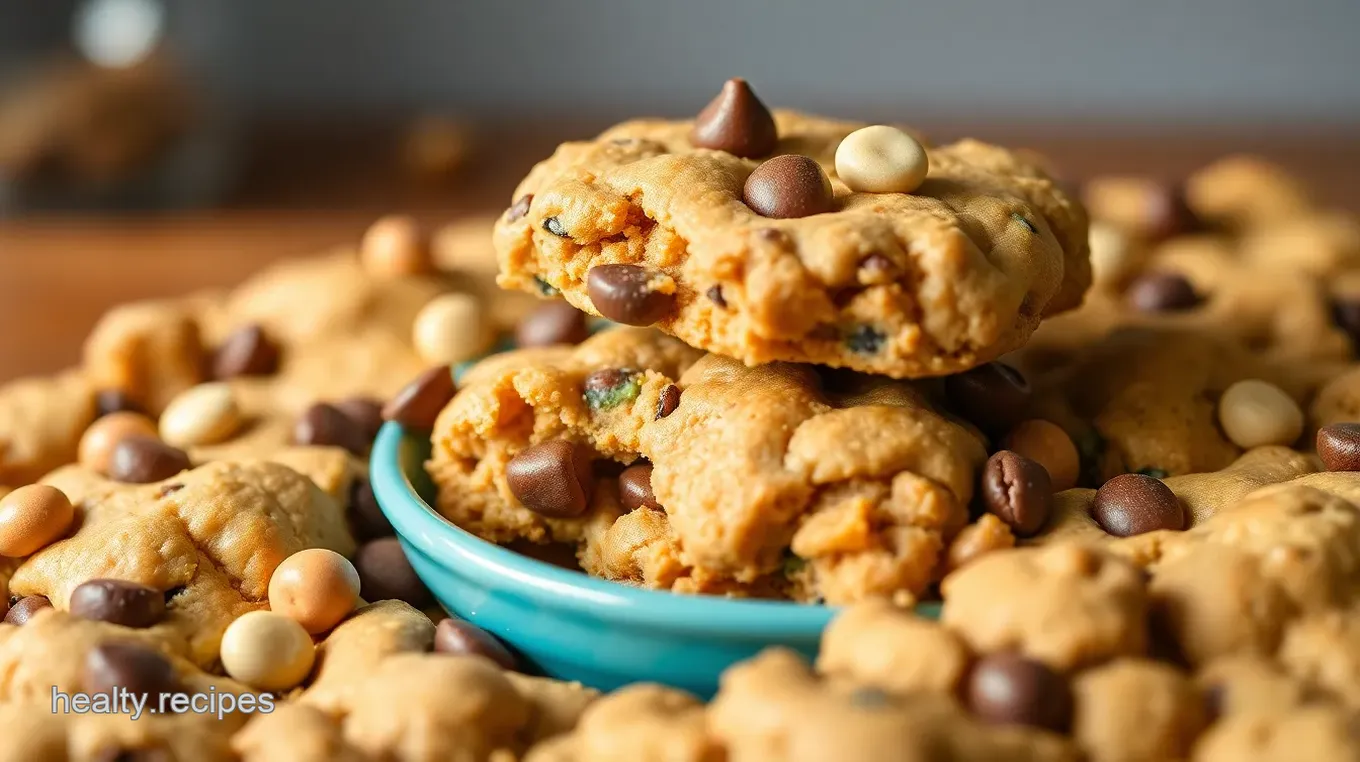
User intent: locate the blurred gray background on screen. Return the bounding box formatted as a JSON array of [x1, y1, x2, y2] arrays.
[[6, 0, 1360, 125]]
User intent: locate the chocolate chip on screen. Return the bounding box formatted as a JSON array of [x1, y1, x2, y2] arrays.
[[944, 362, 1032, 433], [516, 302, 590, 348], [1135, 466, 1169, 479], [1145, 183, 1201, 241], [706, 285, 728, 309], [348, 479, 394, 541], [618, 463, 661, 512], [982, 451, 1052, 537], [212, 324, 280, 379], [966, 653, 1072, 732], [543, 217, 569, 238], [354, 537, 432, 608], [1331, 298, 1360, 352], [382, 366, 456, 430], [533, 276, 560, 296], [583, 368, 641, 411], [333, 397, 385, 442], [1010, 212, 1038, 234], [843, 325, 885, 354], [4, 595, 52, 625], [586, 264, 676, 326], [743, 155, 835, 219], [70, 579, 166, 628], [689, 78, 777, 158], [1092, 473, 1185, 537], [434, 618, 518, 671], [82, 642, 180, 701], [1317, 423, 1360, 471], [92, 746, 172, 762], [94, 390, 142, 419], [505, 440, 595, 518], [156, 483, 184, 498], [1125, 271, 1202, 313], [656, 384, 682, 419], [506, 194, 533, 222], [107, 437, 192, 484], [294, 403, 370, 456]]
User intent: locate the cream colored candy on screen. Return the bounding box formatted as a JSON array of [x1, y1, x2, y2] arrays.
[[413, 292, 494, 366], [78, 411, 159, 474], [360, 214, 434, 277], [834, 125, 929, 194], [0, 484, 74, 557], [220, 611, 316, 691], [268, 548, 362, 634], [158, 382, 242, 448], [1218, 379, 1304, 449], [1003, 419, 1081, 491], [1088, 220, 1137, 287]]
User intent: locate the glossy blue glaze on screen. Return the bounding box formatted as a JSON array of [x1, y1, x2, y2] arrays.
[[371, 416, 942, 698]]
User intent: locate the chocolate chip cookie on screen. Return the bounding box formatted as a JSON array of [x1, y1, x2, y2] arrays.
[[494, 80, 1090, 379]]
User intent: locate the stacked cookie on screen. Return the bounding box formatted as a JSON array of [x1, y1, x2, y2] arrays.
[[428, 79, 1092, 604]]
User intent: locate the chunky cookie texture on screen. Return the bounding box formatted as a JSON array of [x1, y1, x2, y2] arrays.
[[429, 325, 989, 603], [495, 102, 1090, 378]]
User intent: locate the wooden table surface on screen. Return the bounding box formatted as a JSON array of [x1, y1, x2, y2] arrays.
[[2, 124, 1358, 383]]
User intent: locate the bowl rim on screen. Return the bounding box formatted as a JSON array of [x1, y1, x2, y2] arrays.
[[370, 422, 842, 636]]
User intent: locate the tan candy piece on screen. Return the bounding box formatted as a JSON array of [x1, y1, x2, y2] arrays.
[[360, 214, 434, 278], [1218, 380, 1303, 449], [0, 484, 74, 557], [834, 125, 929, 194], [1003, 419, 1081, 492], [413, 293, 495, 366], [159, 382, 243, 448], [221, 611, 317, 691], [77, 411, 159, 474], [268, 548, 362, 634]]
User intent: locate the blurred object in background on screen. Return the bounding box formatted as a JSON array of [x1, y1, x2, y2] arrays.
[[0, 0, 238, 214], [401, 115, 473, 183]]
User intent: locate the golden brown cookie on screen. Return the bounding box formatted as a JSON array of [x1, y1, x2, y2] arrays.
[[495, 107, 1090, 379]]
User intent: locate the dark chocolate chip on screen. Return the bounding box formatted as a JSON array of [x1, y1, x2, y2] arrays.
[[95, 390, 142, 419], [689, 78, 778, 158], [1010, 212, 1038, 234], [507, 194, 533, 222], [966, 653, 1073, 732], [516, 302, 590, 348], [354, 537, 432, 608], [212, 324, 280, 379], [1092, 473, 1185, 537], [1145, 183, 1202, 241], [294, 403, 370, 456], [382, 366, 456, 430], [505, 440, 595, 518], [533, 276, 560, 296], [618, 463, 661, 512], [70, 579, 166, 628], [981, 450, 1052, 537], [434, 618, 518, 671], [107, 437, 192, 484], [655, 384, 682, 419], [706, 285, 728, 309], [333, 397, 386, 442], [944, 362, 1032, 433], [82, 642, 180, 702], [844, 325, 886, 354], [583, 368, 641, 411], [4, 595, 52, 625], [1125, 271, 1202, 313], [743, 155, 835, 219], [1317, 423, 1360, 472], [543, 217, 569, 238], [1331, 298, 1360, 353], [348, 479, 394, 541], [586, 264, 676, 326], [92, 746, 172, 762]]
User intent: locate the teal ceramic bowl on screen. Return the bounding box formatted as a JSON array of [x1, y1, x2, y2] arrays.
[[371, 409, 941, 698]]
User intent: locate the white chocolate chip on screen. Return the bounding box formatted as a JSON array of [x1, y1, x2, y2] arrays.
[[834, 125, 929, 194], [413, 293, 494, 366], [220, 611, 316, 691], [158, 382, 242, 447], [1218, 379, 1304, 449]]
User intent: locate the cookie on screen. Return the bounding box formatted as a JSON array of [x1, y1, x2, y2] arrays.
[[494, 89, 1090, 379], [429, 325, 990, 603], [1070, 658, 1206, 762], [0, 370, 95, 488]]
